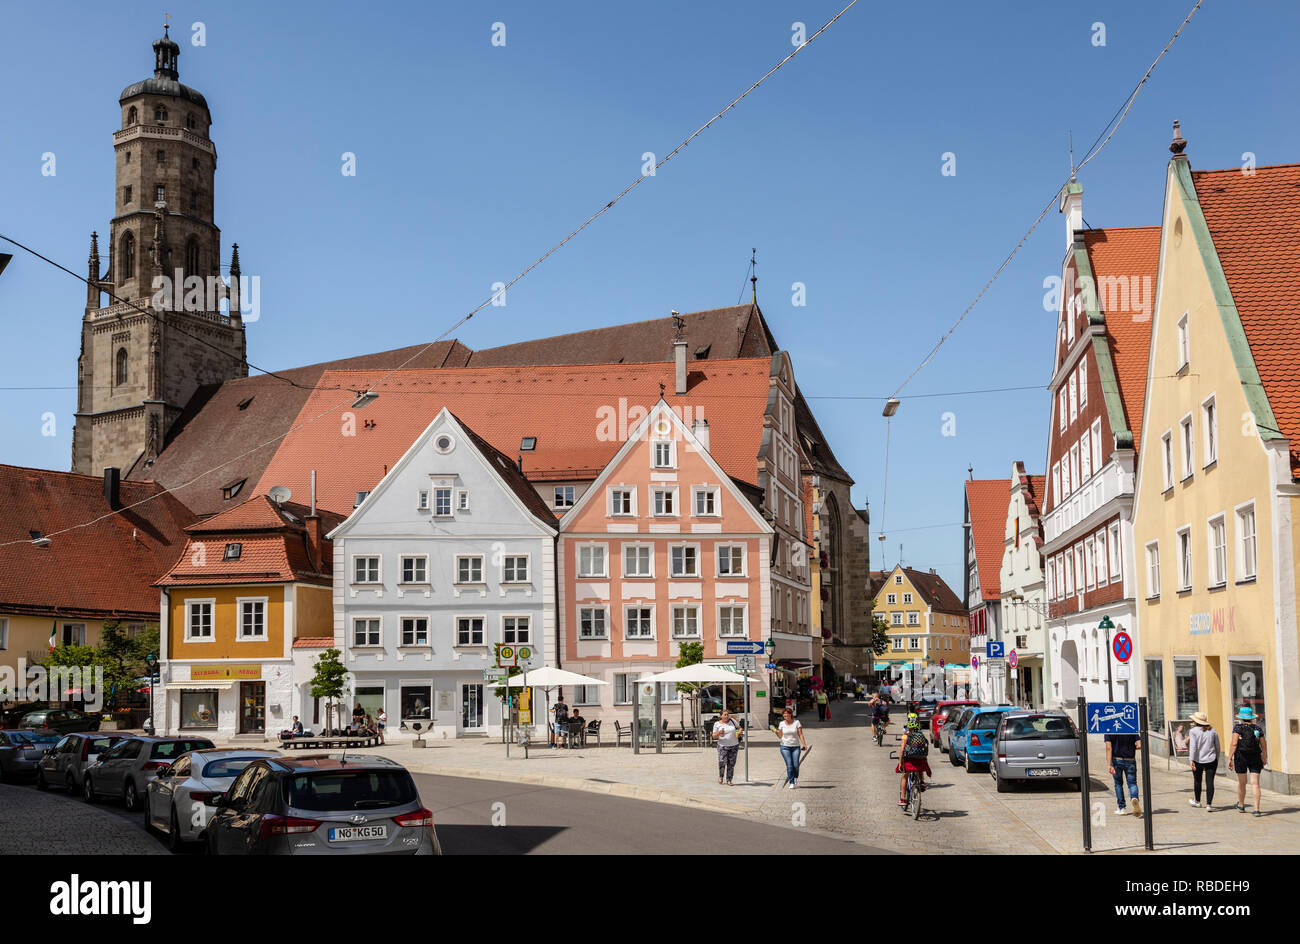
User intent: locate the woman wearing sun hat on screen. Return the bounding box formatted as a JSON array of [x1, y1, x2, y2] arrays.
[[1228, 706, 1268, 815], [1186, 711, 1220, 810]]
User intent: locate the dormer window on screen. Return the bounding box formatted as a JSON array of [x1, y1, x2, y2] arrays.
[[237, 396, 254, 410], [520, 437, 536, 451], [222, 479, 245, 501], [223, 543, 242, 560], [354, 491, 369, 507]]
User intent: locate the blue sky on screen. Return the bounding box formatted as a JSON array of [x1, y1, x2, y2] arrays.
[[1, 1, 1297, 593]]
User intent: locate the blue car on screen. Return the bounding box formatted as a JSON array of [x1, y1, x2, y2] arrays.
[[949, 706, 1014, 772]]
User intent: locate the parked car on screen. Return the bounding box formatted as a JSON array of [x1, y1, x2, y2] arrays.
[[990, 711, 1082, 792], [0, 730, 61, 782], [950, 706, 1014, 771], [82, 736, 214, 810], [1, 702, 51, 729], [204, 754, 441, 855], [939, 706, 978, 754], [19, 708, 101, 735], [35, 732, 127, 792], [146, 749, 280, 850], [930, 699, 980, 745]]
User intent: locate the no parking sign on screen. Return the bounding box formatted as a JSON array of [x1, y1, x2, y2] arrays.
[[1112, 631, 1133, 663]]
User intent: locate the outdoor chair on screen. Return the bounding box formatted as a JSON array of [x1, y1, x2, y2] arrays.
[[585, 719, 601, 746], [614, 720, 632, 746]]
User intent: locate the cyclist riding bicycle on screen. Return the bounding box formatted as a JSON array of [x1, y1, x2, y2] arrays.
[[870, 696, 890, 730], [895, 717, 932, 806]]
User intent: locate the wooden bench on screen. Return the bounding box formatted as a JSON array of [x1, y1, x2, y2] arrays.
[[279, 734, 379, 750]]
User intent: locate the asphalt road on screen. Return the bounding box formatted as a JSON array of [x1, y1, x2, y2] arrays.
[[1, 773, 876, 855]]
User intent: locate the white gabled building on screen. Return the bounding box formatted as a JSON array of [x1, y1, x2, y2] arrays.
[[328, 409, 558, 739]]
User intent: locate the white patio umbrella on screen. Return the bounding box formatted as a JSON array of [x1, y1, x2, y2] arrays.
[[641, 664, 760, 685], [487, 667, 607, 744]]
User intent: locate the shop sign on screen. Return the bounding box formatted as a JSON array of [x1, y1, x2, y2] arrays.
[[190, 663, 261, 681], [1189, 607, 1236, 636]]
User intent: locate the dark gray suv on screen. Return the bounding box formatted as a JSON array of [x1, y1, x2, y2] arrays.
[[204, 755, 441, 855]]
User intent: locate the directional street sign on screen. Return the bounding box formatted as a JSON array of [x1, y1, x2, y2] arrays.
[[1112, 631, 1133, 664], [734, 655, 756, 672], [764, 662, 777, 670], [725, 641, 765, 655], [1008, 650, 1018, 670], [986, 641, 1005, 659], [1086, 701, 1139, 735], [483, 668, 508, 682]]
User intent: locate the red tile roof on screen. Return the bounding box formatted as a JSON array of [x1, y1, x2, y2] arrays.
[[452, 414, 559, 527], [254, 359, 774, 516], [1192, 164, 1300, 478], [965, 478, 1011, 601], [156, 495, 343, 587], [1082, 227, 1161, 449], [902, 568, 966, 614], [0, 465, 195, 619], [293, 636, 334, 649]]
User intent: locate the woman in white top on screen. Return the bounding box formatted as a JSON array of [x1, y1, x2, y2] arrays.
[[777, 707, 809, 788], [1186, 711, 1220, 810], [712, 710, 742, 785]]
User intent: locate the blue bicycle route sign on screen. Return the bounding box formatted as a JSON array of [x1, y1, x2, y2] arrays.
[[1087, 702, 1139, 734]]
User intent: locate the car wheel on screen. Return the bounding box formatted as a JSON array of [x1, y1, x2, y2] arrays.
[[949, 747, 960, 766], [36, 768, 49, 791], [994, 766, 1010, 793], [83, 775, 97, 803], [66, 772, 76, 793], [123, 780, 139, 812], [166, 811, 184, 852], [965, 751, 977, 773]]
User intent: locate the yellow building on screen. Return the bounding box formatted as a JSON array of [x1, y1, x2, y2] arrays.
[[869, 566, 970, 683], [1132, 130, 1300, 793], [157, 496, 340, 739]]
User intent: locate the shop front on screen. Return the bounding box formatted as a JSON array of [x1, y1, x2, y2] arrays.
[[165, 661, 291, 740]]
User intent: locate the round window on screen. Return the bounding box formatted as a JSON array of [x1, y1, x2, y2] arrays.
[[434, 434, 454, 454]]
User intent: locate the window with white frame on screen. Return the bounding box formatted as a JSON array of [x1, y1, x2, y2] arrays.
[[891, 612, 903, 626], [1208, 514, 1227, 587], [456, 616, 484, 646], [353, 617, 380, 647], [579, 607, 607, 639], [609, 488, 634, 516], [1064, 552, 1074, 596], [719, 605, 745, 636], [1146, 542, 1160, 597], [1080, 433, 1092, 481], [573, 684, 600, 705], [894, 574, 903, 584], [886, 593, 897, 605], [652, 440, 675, 469], [417, 490, 429, 511], [614, 673, 637, 704], [1061, 453, 1072, 497], [670, 545, 699, 577], [1069, 375, 1077, 422], [1177, 527, 1192, 590], [1084, 536, 1096, 589], [1108, 522, 1121, 580], [693, 487, 719, 516], [1056, 552, 1065, 598], [660, 683, 681, 704], [1181, 416, 1195, 479], [907, 612, 919, 626], [353, 556, 380, 583], [1052, 462, 1061, 505], [1095, 529, 1108, 587], [623, 545, 652, 577], [1045, 558, 1055, 601], [624, 606, 653, 638], [671, 605, 699, 637], [908, 637, 920, 651], [1070, 443, 1081, 492], [1058, 388, 1067, 432], [186, 600, 213, 640], [503, 615, 530, 644], [401, 617, 429, 647], [456, 555, 484, 584], [1202, 397, 1218, 465], [652, 488, 676, 516], [1237, 503, 1257, 580], [434, 487, 453, 516], [457, 489, 470, 511], [577, 545, 607, 578], [1177, 312, 1190, 369], [503, 555, 529, 583], [1091, 419, 1103, 472], [1074, 546, 1085, 595], [400, 555, 428, 584], [238, 598, 267, 639], [1162, 431, 1174, 490], [554, 486, 575, 509], [717, 545, 745, 577], [903, 593, 913, 604], [1078, 355, 1088, 406], [892, 637, 903, 651]]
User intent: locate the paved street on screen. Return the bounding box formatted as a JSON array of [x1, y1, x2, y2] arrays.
[[0, 783, 165, 855]]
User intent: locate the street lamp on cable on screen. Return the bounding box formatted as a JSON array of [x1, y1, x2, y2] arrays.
[[882, 397, 900, 418]]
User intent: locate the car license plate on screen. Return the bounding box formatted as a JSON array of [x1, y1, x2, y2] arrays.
[[1026, 768, 1060, 777], [328, 825, 388, 843]]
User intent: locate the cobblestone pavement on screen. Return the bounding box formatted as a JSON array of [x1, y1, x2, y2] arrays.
[[0, 783, 165, 855]]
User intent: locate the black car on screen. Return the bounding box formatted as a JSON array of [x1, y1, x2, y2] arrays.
[[19, 708, 101, 735]]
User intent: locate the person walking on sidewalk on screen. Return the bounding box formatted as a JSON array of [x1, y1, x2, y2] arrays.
[[1229, 706, 1268, 815], [1105, 731, 1142, 817], [376, 708, 387, 745], [1186, 711, 1219, 810], [815, 689, 829, 721], [777, 708, 808, 789], [712, 710, 742, 785]]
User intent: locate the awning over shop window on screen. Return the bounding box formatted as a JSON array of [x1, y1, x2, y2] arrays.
[[873, 663, 889, 671]]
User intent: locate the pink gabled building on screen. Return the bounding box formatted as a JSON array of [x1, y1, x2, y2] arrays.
[[559, 400, 775, 727]]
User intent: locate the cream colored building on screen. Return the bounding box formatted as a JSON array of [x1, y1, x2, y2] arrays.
[[999, 463, 1049, 708]]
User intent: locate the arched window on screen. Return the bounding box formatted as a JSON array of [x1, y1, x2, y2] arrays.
[[120, 231, 136, 281], [127, 106, 137, 125], [185, 237, 200, 276], [115, 348, 128, 386], [154, 105, 168, 122]]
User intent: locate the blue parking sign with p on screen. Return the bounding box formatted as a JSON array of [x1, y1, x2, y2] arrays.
[[986, 641, 1005, 659]]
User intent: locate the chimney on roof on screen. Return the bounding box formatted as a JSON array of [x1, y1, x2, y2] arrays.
[[103, 467, 120, 510], [692, 418, 710, 453], [674, 341, 688, 395], [304, 514, 323, 571], [1059, 176, 1083, 250]]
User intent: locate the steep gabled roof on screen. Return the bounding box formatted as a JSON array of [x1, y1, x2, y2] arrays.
[[1190, 163, 1300, 478], [903, 567, 966, 614], [965, 478, 1011, 601], [452, 414, 559, 528], [0, 465, 195, 618]]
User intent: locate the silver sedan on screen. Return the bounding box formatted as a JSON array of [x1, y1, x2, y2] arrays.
[[145, 748, 279, 850]]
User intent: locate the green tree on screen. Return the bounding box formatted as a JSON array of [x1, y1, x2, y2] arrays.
[[870, 616, 892, 656], [675, 641, 705, 727], [309, 648, 347, 734]]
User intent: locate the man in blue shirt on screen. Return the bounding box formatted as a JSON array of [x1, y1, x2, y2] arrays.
[[1105, 733, 1142, 817]]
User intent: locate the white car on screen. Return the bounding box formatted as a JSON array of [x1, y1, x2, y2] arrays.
[[144, 748, 279, 850]]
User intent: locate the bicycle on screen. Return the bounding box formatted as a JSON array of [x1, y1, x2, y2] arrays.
[[890, 750, 924, 820], [873, 718, 888, 746]]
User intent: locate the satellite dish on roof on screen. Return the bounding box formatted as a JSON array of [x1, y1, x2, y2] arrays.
[[269, 485, 292, 505]]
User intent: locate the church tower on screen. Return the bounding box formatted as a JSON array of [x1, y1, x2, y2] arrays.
[[71, 24, 248, 477]]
